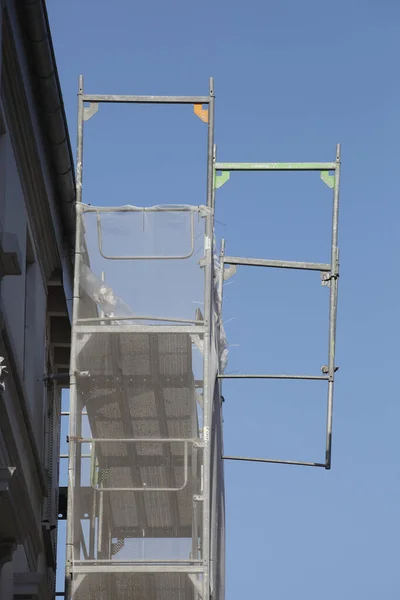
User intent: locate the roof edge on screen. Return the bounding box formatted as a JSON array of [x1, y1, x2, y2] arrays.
[[18, 0, 76, 251]]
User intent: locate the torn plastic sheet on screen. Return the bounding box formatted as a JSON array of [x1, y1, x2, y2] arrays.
[[189, 243, 229, 374], [79, 262, 133, 318], [214, 243, 229, 373]]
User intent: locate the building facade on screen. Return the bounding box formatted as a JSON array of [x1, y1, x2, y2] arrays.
[[0, 1, 74, 598]]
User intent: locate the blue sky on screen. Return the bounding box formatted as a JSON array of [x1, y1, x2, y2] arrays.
[[49, 0, 400, 597]]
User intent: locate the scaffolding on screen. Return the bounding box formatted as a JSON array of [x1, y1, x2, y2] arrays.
[[65, 76, 341, 600], [65, 76, 226, 600], [215, 152, 341, 469]]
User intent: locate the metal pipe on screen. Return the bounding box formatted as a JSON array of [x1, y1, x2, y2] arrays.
[[76, 437, 199, 443], [215, 162, 336, 171], [211, 144, 217, 210], [75, 558, 203, 563], [75, 76, 84, 205], [218, 374, 328, 381], [97, 481, 104, 557], [191, 493, 199, 562], [325, 144, 341, 469], [82, 94, 210, 104], [223, 256, 331, 272], [89, 489, 96, 559], [75, 324, 207, 334], [76, 315, 203, 324], [71, 564, 205, 574], [199, 77, 215, 600], [223, 456, 325, 467], [82, 205, 202, 213], [65, 75, 84, 599], [60, 454, 91, 459], [218, 239, 226, 330]]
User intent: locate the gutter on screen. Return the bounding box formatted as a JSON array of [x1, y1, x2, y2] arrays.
[[18, 0, 76, 317], [18, 0, 76, 255]]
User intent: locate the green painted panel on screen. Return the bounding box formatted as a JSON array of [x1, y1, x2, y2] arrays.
[[320, 171, 335, 189], [215, 171, 230, 189]]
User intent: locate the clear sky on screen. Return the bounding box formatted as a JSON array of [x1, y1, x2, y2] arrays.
[[49, 0, 400, 598]]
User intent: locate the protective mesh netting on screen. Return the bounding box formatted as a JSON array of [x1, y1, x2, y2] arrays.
[[71, 572, 195, 600], [68, 205, 225, 599]]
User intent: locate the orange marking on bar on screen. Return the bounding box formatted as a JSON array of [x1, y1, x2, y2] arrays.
[[194, 104, 208, 123]]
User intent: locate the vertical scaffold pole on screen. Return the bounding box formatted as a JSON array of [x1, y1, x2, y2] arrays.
[[202, 76, 215, 600], [325, 143, 341, 469], [65, 75, 85, 600]]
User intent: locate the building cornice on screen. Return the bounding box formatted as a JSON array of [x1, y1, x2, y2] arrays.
[[16, 0, 76, 251], [2, 7, 59, 283]]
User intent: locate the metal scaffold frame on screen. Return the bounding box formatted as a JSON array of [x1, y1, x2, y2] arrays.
[[63, 73, 342, 600], [214, 145, 341, 470], [65, 76, 217, 600]]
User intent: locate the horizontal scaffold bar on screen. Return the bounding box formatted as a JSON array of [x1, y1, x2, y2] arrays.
[[223, 456, 326, 467], [218, 374, 328, 381], [75, 437, 199, 443], [71, 564, 205, 574], [82, 94, 211, 104], [60, 454, 90, 459], [80, 204, 205, 213], [215, 162, 336, 171], [74, 559, 203, 564], [76, 315, 203, 324], [224, 256, 331, 271], [74, 325, 207, 334]]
